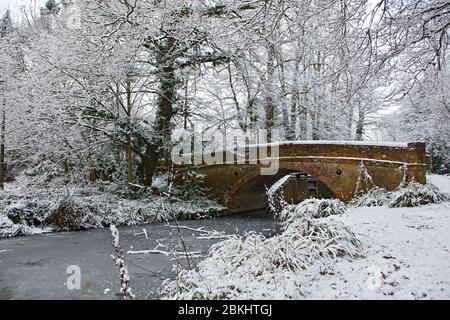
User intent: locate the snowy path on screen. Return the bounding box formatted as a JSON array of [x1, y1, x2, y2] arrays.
[[307, 175, 450, 299], [0, 212, 279, 300]]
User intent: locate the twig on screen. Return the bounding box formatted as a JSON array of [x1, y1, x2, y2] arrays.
[[127, 249, 202, 257], [165, 224, 236, 240], [110, 225, 135, 300], [133, 228, 148, 239]]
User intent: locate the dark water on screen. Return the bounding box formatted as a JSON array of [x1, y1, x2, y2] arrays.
[[0, 210, 280, 300]]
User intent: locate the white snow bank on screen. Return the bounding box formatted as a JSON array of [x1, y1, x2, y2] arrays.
[[388, 182, 448, 207], [428, 174, 450, 195], [266, 175, 292, 196], [308, 202, 450, 299], [302, 175, 450, 299]]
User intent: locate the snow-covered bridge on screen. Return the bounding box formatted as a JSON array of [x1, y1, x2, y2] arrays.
[[177, 141, 428, 213]]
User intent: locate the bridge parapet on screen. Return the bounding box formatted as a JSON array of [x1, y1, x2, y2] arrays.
[[191, 141, 427, 166]]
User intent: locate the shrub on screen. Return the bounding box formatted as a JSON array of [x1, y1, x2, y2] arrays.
[[388, 182, 448, 208], [0, 215, 26, 238], [0, 177, 225, 238], [350, 186, 390, 207], [0, 215, 49, 238], [350, 182, 448, 208], [45, 197, 102, 231], [173, 170, 208, 202], [159, 217, 363, 300], [279, 199, 347, 225], [4, 201, 51, 226]]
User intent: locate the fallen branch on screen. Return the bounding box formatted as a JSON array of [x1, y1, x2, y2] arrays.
[[166, 225, 207, 233], [127, 249, 202, 257], [133, 228, 148, 239], [165, 224, 236, 240]]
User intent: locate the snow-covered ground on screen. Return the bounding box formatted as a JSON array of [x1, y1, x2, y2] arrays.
[[311, 204, 450, 299], [309, 174, 450, 299], [289, 175, 450, 299], [428, 175, 450, 194], [161, 174, 450, 300]]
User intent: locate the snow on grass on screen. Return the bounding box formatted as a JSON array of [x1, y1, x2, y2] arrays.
[[349, 186, 391, 207], [279, 199, 347, 225], [160, 206, 363, 299], [350, 181, 448, 208], [0, 214, 51, 238], [295, 175, 450, 299], [0, 175, 225, 238], [160, 175, 450, 300], [388, 182, 448, 207]]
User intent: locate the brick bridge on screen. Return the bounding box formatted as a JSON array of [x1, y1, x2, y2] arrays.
[[176, 141, 427, 213]]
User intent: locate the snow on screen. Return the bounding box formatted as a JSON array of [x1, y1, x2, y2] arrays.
[[201, 155, 426, 167], [298, 175, 450, 299], [267, 156, 425, 166], [160, 216, 364, 300], [249, 140, 409, 148], [309, 202, 450, 299], [161, 175, 450, 300], [188, 141, 412, 165], [428, 175, 450, 195], [279, 199, 347, 223], [266, 174, 292, 196], [110, 225, 120, 247], [182, 141, 411, 162], [0, 175, 225, 238], [0, 214, 51, 238], [211, 141, 410, 155]]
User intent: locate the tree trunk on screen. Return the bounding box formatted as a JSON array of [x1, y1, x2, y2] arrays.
[[311, 52, 323, 140], [298, 61, 308, 139], [126, 79, 133, 186], [265, 43, 276, 142], [289, 60, 301, 140], [183, 74, 189, 130], [356, 103, 364, 141], [312, 89, 321, 140], [346, 102, 354, 139], [265, 96, 275, 142], [0, 109, 5, 190], [144, 37, 176, 186], [279, 59, 291, 140]]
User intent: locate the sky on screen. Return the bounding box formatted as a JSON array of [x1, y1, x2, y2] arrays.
[[0, 0, 19, 13], [0, 0, 48, 24], [0, 0, 43, 17]]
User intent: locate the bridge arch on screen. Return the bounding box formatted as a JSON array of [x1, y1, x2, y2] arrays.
[[179, 141, 427, 213], [226, 167, 336, 213]]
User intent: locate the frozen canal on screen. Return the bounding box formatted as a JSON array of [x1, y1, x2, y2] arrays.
[[0, 211, 280, 300]]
